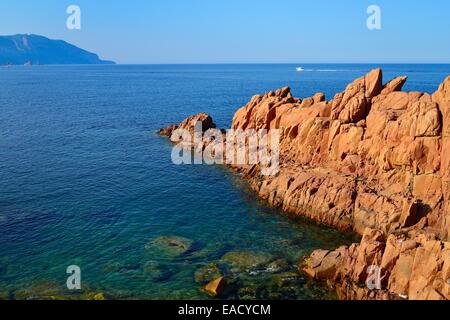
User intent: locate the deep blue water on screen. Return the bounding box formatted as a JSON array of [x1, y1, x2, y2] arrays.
[[0, 64, 449, 299]]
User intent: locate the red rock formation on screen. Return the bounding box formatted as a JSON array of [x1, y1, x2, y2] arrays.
[[230, 69, 449, 239], [159, 69, 450, 300], [302, 228, 450, 300], [157, 112, 216, 139]]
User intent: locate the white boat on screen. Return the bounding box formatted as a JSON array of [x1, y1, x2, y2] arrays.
[[296, 67, 304, 72]]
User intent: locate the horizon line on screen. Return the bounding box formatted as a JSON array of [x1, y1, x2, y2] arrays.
[[21, 62, 450, 66]]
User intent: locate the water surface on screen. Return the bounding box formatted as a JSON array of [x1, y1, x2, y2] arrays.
[[1, 64, 449, 299]]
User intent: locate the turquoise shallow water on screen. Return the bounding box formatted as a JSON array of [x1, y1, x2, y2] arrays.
[[0, 64, 449, 299]]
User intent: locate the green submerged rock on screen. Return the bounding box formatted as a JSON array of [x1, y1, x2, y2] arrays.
[[194, 263, 222, 284], [220, 251, 273, 272], [13, 282, 107, 300], [0, 289, 9, 300], [238, 286, 257, 300], [102, 261, 123, 273], [272, 272, 306, 288], [145, 235, 194, 256], [143, 261, 173, 282], [265, 259, 291, 273]]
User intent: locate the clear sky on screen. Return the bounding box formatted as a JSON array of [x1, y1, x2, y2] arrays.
[[0, 0, 449, 64]]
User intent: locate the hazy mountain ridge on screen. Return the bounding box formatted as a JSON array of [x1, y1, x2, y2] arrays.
[[0, 34, 115, 65]]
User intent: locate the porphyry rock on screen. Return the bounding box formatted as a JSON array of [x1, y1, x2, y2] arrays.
[[203, 277, 227, 297], [158, 112, 216, 138], [159, 68, 450, 300], [302, 228, 449, 300]]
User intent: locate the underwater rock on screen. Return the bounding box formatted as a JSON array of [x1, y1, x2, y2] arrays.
[[238, 286, 257, 300], [265, 259, 291, 273], [13, 282, 107, 300], [272, 272, 306, 288], [194, 263, 222, 284], [220, 251, 273, 272], [146, 235, 194, 256], [102, 261, 142, 276], [81, 292, 106, 300], [0, 289, 9, 300], [102, 261, 123, 273], [93, 293, 105, 300], [13, 282, 66, 300], [267, 286, 298, 300], [143, 261, 174, 282]]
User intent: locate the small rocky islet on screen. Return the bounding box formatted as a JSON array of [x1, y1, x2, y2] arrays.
[[158, 69, 450, 300]]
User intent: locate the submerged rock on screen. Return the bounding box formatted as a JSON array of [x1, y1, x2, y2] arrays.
[[143, 261, 174, 282], [265, 286, 298, 300], [0, 289, 9, 300], [265, 259, 291, 273], [272, 272, 306, 288], [220, 251, 273, 272], [102, 261, 123, 273], [194, 263, 222, 284], [82, 292, 106, 300], [13, 282, 107, 300], [14, 282, 66, 300], [146, 235, 194, 256], [238, 286, 257, 300]]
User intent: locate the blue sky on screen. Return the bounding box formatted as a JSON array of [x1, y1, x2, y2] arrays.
[[0, 0, 449, 64]]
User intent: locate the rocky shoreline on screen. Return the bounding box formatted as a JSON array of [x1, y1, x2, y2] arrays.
[[159, 69, 450, 300]]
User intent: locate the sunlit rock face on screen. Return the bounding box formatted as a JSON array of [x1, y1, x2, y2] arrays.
[[160, 69, 450, 300]]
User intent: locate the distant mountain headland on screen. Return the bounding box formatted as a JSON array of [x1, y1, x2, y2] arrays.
[[0, 34, 115, 65]]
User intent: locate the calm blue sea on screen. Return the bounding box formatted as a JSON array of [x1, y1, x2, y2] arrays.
[[0, 64, 449, 299]]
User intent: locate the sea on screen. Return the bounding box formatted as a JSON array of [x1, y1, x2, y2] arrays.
[[0, 64, 449, 299]]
